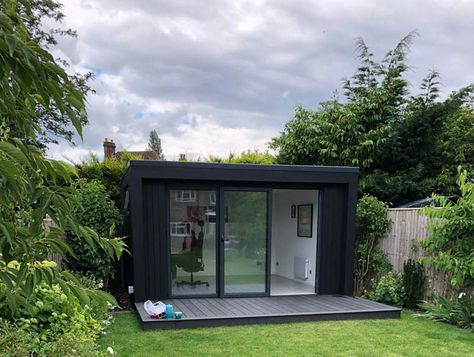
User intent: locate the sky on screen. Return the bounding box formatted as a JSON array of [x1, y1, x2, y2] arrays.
[[48, 0, 474, 162]]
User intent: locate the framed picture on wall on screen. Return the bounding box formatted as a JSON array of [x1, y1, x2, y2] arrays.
[[297, 204, 313, 237]]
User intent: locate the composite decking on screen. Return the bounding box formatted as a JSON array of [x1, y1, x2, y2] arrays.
[[135, 295, 400, 330]]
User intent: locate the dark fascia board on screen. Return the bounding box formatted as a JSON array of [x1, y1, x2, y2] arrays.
[[124, 160, 359, 185]]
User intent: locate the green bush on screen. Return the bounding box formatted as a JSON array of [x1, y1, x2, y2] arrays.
[[0, 272, 113, 356], [417, 294, 473, 331], [421, 168, 474, 292], [77, 153, 140, 207], [70, 179, 121, 236], [366, 272, 406, 307], [402, 259, 425, 308], [66, 179, 122, 286], [354, 195, 392, 296], [205, 149, 276, 164], [9, 282, 103, 341], [0, 320, 109, 356], [0, 321, 34, 357]]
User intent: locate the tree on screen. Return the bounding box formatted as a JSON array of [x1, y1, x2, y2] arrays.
[[271, 33, 474, 205], [271, 33, 415, 168], [434, 106, 474, 194], [1, 0, 93, 149], [0, 0, 123, 319], [148, 129, 165, 160]]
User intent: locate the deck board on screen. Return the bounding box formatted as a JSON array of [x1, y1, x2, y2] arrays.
[[135, 295, 400, 330]]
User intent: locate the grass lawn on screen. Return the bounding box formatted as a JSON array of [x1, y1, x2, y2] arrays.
[[100, 311, 473, 356]]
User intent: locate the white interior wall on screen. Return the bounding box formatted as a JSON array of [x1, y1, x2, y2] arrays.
[[271, 189, 319, 286]]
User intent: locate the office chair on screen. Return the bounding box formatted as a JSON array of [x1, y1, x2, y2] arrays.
[[177, 220, 210, 287]]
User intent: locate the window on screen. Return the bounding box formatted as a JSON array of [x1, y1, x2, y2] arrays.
[[170, 221, 191, 237], [175, 190, 196, 202]]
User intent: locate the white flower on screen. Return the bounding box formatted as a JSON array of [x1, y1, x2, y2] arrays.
[[107, 346, 115, 355], [458, 292, 466, 299]]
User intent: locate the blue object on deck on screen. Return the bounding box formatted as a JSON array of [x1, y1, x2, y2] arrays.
[[165, 304, 174, 319]]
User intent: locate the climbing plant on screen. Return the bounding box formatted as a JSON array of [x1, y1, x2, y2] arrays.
[[354, 195, 392, 296]]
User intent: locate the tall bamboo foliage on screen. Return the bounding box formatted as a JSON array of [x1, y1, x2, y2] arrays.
[[0, 0, 124, 317], [271, 33, 474, 206]]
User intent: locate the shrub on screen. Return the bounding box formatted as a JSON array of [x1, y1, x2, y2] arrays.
[[205, 150, 276, 164], [0, 276, 113, 356], [402, 259, 425, 308], [417, 294, 473, 331], [39, 328, 109, 356], [70, 179, 121, 236], [421, 168, 474, 292], [366, 272, 406, 307], [81, 273, 105, 290], [77, 153, 140, 207], [13, 283, 103, 341], [0, 320, 109, 356], [66, 179, 122, 286], [0, 321, 34, 357], [354, 195, 392, 296]]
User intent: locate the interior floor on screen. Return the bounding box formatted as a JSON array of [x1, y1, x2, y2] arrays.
[[170, 274, 315, 296], [270, 274, 315, 295], [172, 275, 215, 296]]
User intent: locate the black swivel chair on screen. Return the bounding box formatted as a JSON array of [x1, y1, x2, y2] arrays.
[[177, 220, 210, 287]]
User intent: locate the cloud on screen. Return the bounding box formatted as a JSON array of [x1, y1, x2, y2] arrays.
[[47, 0, 474, 161]]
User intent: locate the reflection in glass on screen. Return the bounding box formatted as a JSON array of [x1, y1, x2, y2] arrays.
[[224, 191, 267, 294], [170, 190, 216, 296]]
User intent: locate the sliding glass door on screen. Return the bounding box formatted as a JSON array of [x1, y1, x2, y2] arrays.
[[168, 186, 270, 297], [169, 189, 217, 296], [221, 189, 270, 296]]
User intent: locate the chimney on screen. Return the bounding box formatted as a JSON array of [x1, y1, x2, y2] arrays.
[[103, 138, 116, 159]]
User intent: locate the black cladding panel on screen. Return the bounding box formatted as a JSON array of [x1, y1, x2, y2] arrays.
[[122, 162, 358, 300]]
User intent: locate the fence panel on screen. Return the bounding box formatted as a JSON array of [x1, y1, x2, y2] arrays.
[[379, 208, 451, 299], [43, 217, 63, 267]]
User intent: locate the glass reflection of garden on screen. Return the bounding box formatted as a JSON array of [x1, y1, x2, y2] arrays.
[[224, 191, 267, 293]]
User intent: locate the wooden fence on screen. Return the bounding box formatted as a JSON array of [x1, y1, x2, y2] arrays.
[[379, 208, 451, 299], [43, 217, 63, 266]]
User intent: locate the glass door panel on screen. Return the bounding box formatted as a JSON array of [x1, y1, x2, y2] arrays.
[[169, 189, 217, 296], [222, 190, 268, 295]]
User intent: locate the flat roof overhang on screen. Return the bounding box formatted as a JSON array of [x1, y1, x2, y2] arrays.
[[123, 161, 359, 185]]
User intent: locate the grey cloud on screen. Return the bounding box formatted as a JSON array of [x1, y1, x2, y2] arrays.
[[49, 0, 474, 160]]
